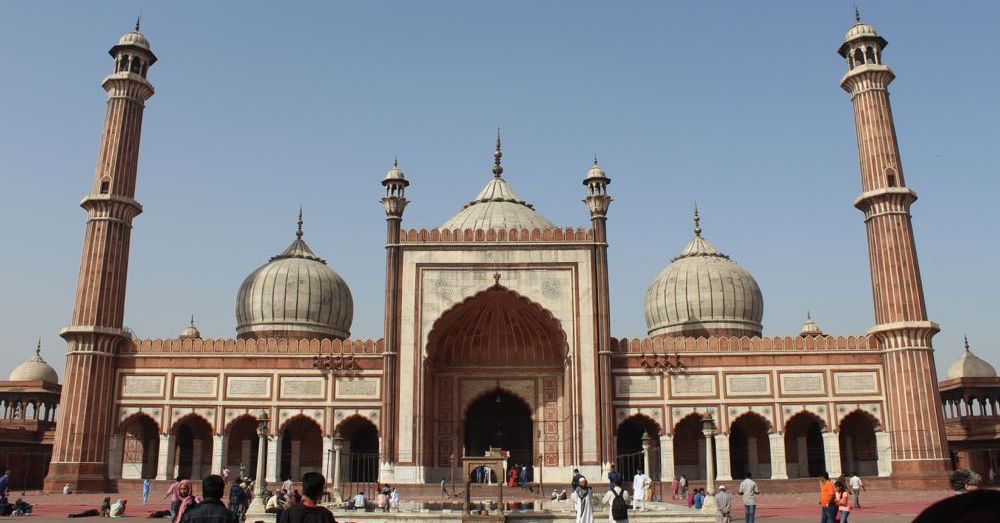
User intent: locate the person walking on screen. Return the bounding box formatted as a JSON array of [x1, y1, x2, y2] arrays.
[[229, 480, 247, 519], [631, 469, 649, 511], [848, 473, 864, 508], [165, 478, 181, 521], [835, 481, 851, 523], [279, 472, 336, 523], [570, 477, 594, 523], [607, 465, 621, 492], [670, 476, 679, 500], [714, 485, 732, 523], [601, 477, 631, 523], [738, 472, 759, 523], [679, 474, 688, 500], [180, 474, 238, 523], [819, 472, 837, 523], [142, 478, 151, 505]]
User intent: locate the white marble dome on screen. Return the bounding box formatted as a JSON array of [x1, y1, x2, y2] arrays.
[[9, 343, 58, 384], [441, 175, 554, 231], [235, 222, 353, 340], [845, 22, 878, 41], [946, 339, 997, 379], [644, 214, 763, 338], [117, 30, 151, 50]]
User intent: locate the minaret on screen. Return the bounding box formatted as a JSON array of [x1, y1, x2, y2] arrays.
[[583, 156, 614, 466], [44, 22, 156, 492], [380, 156, 408, 480], [838, 14, 949, 475]]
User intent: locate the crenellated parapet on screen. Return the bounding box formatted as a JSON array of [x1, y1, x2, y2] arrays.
[[610, 334, 875, 354], [398, 226, 593, 244], [123, 337, 384, 355]]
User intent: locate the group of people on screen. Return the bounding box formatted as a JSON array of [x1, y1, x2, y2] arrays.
[[505, 463, 533, 489], [159, 472, 334, 523], [348, 484, 400, 512], [0, 470, 32, 517], [563, 466, 654, 523]]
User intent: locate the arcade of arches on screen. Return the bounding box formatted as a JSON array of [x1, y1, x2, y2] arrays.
[[423, 285, 570, 475], [109, 413, 381, 485], [662, 410, 887, 481]]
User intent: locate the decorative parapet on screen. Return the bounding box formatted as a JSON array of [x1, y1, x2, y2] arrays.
[[398, 227, 593, 244], [610, 334, 875, 353], [123, 337, 384, 355]]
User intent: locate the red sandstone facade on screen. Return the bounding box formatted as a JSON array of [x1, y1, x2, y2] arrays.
[[44, 17, 954, 492]]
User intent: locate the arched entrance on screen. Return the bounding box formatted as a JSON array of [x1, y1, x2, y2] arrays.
[[784, 412, 825, 478], [225, 416, 259, 478], [729, 413, 771, 479], [337, 416, 380, 483], [673, 413, 711, 480], [279, 416, 323, 481], [839, 411, 879, 476], [465, 389, 533, 468], [172, 415, 213, 480], [616, 415, 661, 481], [120, 414, 159, 479], [423, 283, 568, 475]]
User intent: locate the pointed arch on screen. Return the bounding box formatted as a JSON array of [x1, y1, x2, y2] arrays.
[[729, 411, 772, 479], [784, 411, 826, 478]]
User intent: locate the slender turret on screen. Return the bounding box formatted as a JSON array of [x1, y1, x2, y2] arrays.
[[44, 22, 156, 491]]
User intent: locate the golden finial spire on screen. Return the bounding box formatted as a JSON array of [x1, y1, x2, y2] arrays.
[[296, 207, 304, 239], [693, 203, 702, 237], [492, 127, 504, 177]]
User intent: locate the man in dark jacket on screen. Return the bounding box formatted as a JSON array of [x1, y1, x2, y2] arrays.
[[180, 475, 238, 523], [279, 472, 335, 523]]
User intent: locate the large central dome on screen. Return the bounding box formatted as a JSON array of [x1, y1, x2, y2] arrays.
[[440, 133, 554, 231], [235, 214, 353, 340], [644, 209, 763, 338]]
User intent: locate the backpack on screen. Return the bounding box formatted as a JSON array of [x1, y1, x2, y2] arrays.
[[611, 488, 628, 521]]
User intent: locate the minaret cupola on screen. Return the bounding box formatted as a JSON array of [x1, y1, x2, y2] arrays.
[[838, 8, 887, 70], [110, 18, 157, 78]]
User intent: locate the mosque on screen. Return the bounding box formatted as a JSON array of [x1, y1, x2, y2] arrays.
[[16, 15, 996, 493]]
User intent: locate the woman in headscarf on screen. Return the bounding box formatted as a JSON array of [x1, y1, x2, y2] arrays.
[[109, 499, 127, 518], [173, 480, 196, 522]]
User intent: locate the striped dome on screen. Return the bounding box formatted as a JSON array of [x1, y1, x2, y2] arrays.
[[644, 213, 763, 338], [441, 176, 554, 231], [235, 223, 352, 340]]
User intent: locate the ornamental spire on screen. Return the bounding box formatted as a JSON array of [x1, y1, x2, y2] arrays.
[[492, 128, 503, 177], [693, 203, 702, 237], [854, 5, 861, 23], [296, 207, 304, 239], [135, 16, 142, 32], [964, 335, 970, 351], [35, 338, 41, 358]]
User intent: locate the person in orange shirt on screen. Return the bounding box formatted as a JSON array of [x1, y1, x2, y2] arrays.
[[819, 472, 837, 523]]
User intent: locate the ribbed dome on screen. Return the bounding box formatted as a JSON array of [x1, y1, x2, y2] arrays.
[[644, 210, 763, 338], [118, 31, 151, 50], [235, 217, 353, 340], [9, 342, 58, 384], [441, 176, 555, 231], [946, 338, 997, 379], [179, 316, 201, 340], [845, 22, 878, 41]]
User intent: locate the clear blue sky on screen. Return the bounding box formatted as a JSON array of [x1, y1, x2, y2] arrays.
[[1, 1, 998, 380]]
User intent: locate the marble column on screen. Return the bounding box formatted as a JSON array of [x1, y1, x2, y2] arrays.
[[768, 433, 788, 479], [322, 436, 333, 481], [714, 434, 732, 481], [659, 435, 675, 481], [107, 434, 124, 480], [641, 437, 652, 477], [242, 440, 252, 471], [822, 432, 842, 478], [156, 434, 175, 481], [875, 431, 893, 477], [332, 437, 343, 497], [211, 435, 224, 475], [266, 435, 281, 482]]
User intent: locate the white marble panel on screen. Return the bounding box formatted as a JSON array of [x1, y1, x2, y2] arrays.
[[780, 373, 825, 395], [227, 376, 271, 398], [173, 377, 218, 398], [725, 374, 770, 396], [122, 375, 165, 397], [335, 377, 380, 399]]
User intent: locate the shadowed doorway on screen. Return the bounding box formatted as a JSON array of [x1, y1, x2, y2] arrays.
[[464, 389, 533, 468]]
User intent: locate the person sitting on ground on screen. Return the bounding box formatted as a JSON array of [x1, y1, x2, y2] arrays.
[[558, 489, 568, 501], [389, 487, 400, 511], [687, 487, 696, 508], [951, 469, 982, 494], [67, 508, 101, 518], [179, 474, 237, 523], [278, 472, 336, 523], [376, 489, 388, 512], [551, 489, 559, 501], [63, 484, 73, 495], [353, 491, 366, 511], [12, 497, 32, 516], [693, 488, 704, 510], [100, 497, 112, 517], [109, 499, 127, 518]]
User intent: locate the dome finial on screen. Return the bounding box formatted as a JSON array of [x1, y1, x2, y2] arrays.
[[393, 155, 398, 168], [964, 335, 970, 351], [693, 203, 702, 237], [854, 4, 861, 23], [807, 310, 812, 320], [296, 207, 304, 239], [593, 154, 599, 166], [492, 127, 504, 177], [135, 15, 142, 32], [35, 338, 41, 358], [190, 314, 196, 327]]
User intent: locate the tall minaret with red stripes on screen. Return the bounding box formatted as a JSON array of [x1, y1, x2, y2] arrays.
[[838, 13, 949, 477], [44, 22, 156, 492]]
